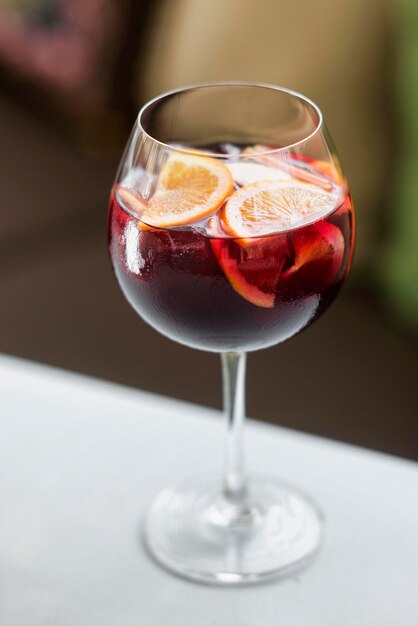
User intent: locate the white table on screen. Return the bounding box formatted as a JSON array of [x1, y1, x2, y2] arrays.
[[0, 354, 417, 625]]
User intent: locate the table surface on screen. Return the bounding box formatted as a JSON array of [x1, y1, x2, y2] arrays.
[[0, 354, 417, 626]]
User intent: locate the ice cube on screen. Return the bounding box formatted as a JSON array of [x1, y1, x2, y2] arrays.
[[219, 143, 242, 158], [122, 166, 157, 200], [227, 161, 292, 186]]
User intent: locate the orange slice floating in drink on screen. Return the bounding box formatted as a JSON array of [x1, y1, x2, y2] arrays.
[[142, 154, 233, 228], [211, 236, 289, 308], [212, 179, 344, 307], [116, 186, 146, 214], [284, 221, 345, 287], [243, 145, 343, 188], [221, 180, 338, 238], [115, 187, 157, 231]]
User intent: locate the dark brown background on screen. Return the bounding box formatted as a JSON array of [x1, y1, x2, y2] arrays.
[[0, 0, 416, 460]]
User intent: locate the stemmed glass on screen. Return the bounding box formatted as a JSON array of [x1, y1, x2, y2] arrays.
[[108, 83, 355, 584]]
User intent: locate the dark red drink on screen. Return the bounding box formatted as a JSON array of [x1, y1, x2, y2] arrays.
[[108, 149, 354, 352]]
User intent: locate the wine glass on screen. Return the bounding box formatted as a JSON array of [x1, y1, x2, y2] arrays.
[[108, 82, 355, 584]]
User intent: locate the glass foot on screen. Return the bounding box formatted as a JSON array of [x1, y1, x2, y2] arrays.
[[144, 476, 323, 585]]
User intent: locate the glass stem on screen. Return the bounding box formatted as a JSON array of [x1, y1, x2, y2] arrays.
[[221, 352, 247, 502]]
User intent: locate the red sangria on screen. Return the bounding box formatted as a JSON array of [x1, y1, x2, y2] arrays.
[[108, 83, 355, 584], [109, 147, 354, 352]]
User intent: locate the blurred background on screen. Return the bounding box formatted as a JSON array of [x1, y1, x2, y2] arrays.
[[0, 0, 416, 459]]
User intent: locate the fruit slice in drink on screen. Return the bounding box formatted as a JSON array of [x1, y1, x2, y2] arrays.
[[211, 179, 344, 307], [221, 179, 339, 237], [211, 235, 289, 308], [141, 154, 233, 228]]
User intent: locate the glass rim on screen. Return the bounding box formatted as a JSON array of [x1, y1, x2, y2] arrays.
[[137, 81, 324, 159]]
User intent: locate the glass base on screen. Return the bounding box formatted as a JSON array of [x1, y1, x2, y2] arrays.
[[144, 476, 323, 585]]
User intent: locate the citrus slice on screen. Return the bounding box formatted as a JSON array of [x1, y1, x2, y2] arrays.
[[211, 235, 289, 308], [115, 187, 156, 231], [222, 180, 338, 238], [226, 161, 291, 186], [243, 146, 341, 189], [142, 154, 233, 228], [116, 186, 146, 215], [312, 159, 344, 185], [285, 221, 345, 285]]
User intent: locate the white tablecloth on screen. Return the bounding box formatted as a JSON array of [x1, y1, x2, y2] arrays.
[[0, 354, 417, 625]]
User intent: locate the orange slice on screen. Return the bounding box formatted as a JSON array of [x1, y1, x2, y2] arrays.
[[211, 235, 289, 308], [243, 146, 341, 190], [115, 187, 156, 231], [222, 180, 338, 238], [280, 222, 345, 292], [288, 222, 344, 277], [142, 154, 233, 228], [312, 159, 344, 185], [116, 186, 146, 214]]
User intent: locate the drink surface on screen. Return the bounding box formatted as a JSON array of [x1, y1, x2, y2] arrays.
[[108, 144, 354, 352]]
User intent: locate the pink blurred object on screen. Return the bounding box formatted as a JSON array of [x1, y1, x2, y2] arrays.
[[0, 0, 118, 101]]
